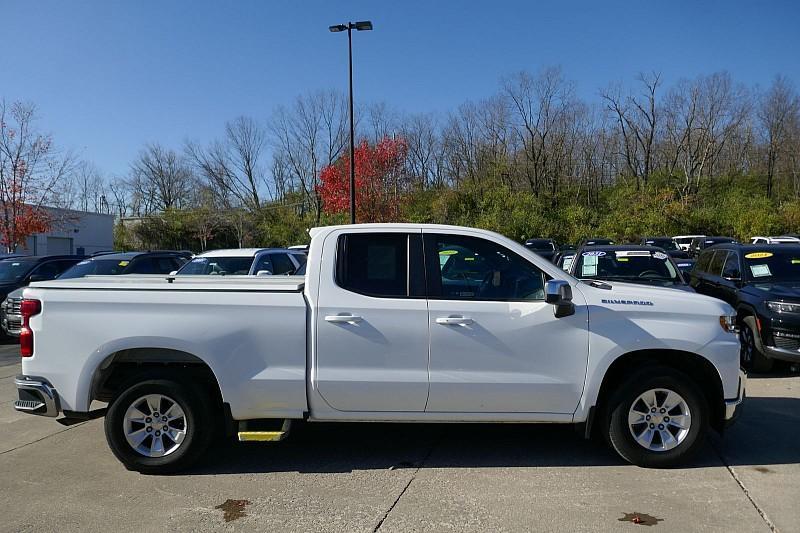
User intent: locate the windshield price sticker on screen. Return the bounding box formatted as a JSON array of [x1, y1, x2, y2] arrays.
[[750, 264, 772, 277], [745, 252, 773, 259], [582, 251, 606, 257], [582, 255, 599, 276]]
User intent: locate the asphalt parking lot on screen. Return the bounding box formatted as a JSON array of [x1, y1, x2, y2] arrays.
[[1, 343, 798, 532]]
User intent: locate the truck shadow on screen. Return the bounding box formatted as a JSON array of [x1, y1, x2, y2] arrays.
[[191, 396, 800, 475]]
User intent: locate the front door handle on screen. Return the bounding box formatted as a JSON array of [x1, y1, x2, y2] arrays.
[[435, 316, 474, 325], [325, 314, 363, 323]]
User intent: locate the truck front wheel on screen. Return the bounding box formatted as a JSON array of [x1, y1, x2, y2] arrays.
[[104, 378, 214, 474], [605, 367, 709, 468]]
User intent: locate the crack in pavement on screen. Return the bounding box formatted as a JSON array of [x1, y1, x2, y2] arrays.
[[372, 438, 440, 532], [0, 421, 89, 456], [710, 441, 778, 532]]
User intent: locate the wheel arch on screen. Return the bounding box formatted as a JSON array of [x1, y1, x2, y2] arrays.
[[90, 347, 224, 410], [592, 348, 726, 434]]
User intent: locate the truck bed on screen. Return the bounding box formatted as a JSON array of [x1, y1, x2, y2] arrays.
[[22, 275, 309, 419]]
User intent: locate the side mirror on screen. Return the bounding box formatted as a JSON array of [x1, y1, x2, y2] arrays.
[[256, 270, 273, 277], [545, 279, 575, 318]]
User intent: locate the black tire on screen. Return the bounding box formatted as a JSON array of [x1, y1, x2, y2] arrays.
[[740, 316, 773, 373], [104, 377, 215, 474], [605, 367, 709, 468]]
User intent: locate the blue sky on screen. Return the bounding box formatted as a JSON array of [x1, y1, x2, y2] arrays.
[[2, 0, 798, 177]]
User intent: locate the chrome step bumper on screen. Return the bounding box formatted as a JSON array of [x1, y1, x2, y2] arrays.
[[14, 375, 60, 417]]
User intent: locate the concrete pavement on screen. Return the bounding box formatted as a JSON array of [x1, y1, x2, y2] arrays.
[[1, 343, 798, 532]]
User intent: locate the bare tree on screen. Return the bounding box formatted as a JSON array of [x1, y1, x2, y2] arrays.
[[69, 160, 105, 212], [503, 67, 576, 198], [186, 116, 268, 210], [663, 72, 751, 194], [130, 143, 194, 212], [601, 72, 661, 189], [270, 90, 348, 222], [758, 75, 800, 197]]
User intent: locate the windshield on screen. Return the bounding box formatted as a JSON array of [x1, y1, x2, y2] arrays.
[[59, 258, 132, 279], [574, 250, 682, 286], [177, 256, 253, 275], [0, 260, 35, 282], [743, 250, 800, 282]]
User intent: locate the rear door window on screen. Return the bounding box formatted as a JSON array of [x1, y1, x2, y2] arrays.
[[707, 250, 728, 277], [336, 233, 423, 298], [722, 252, 741, 279], [695, 251, 713, 273]]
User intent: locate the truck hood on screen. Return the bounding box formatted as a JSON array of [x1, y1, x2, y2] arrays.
[[577, 280, 733, 316]]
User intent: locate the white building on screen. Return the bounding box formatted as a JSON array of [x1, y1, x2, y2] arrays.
[[19, 208, 114, 256]]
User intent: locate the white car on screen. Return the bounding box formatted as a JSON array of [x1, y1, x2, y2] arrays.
[[14, 224, 744, 473], [749, 236, 800, 245], [673, 235, 706, 252], [175, 248, 306, 276]]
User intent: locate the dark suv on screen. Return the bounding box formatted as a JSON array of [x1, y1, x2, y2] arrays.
[[523, 239, 558, 262], [640, 237, 690, 259], [690, 243, 800, 371], [0, 255, 84, 336], [57, 251, 188, 279], [688, 236, 737, 258]]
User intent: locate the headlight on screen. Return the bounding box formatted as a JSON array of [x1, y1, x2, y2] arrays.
[[766, 301, 800, 314], [719, 315, 738, 333]]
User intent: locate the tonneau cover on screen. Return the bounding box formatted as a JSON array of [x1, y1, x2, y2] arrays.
[[30, 274, 305, 292]]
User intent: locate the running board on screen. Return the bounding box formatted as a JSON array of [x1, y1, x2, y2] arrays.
[[237, 419, 291, 442]]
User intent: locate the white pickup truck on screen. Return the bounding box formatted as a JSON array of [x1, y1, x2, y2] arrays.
[[14, 224, 745, 473]]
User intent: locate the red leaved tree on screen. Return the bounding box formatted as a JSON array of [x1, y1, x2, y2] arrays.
[[0, 102, 73, 252], [317, 137, 408, 223]]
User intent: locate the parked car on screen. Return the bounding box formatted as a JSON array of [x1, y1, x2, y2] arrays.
[[690, 243, 800, 372], [570, 245, 692, 291], [688, 236, 737, 258], [15, 223, 743, 472], [749, 236, 800, 245], [57, 252, 189, 279], [0, 255, 84, 337], [175, 248, 306, 276], [640, 237, 690, 259], [523, 238, 558, 262], [673, 235, 705, 252], [578, 237, 615, 247]]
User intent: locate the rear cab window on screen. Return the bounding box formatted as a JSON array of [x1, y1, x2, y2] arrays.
[[336, 233, 424, 298]]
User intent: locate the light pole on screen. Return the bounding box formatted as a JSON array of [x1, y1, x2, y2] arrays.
[[329, 20, 373, 224]]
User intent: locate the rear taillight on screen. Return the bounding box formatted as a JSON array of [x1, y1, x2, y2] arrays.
[[19, 299, 41, 358]]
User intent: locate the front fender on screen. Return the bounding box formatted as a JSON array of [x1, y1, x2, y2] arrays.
[[573, 296, 740, 421]]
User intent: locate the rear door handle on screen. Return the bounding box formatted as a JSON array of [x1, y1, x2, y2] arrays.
[[435, 316, 473, 325], [325, 314, 363, 323]]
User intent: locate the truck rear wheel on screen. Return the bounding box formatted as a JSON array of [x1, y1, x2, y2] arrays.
[[605, 367, 708, 468], [104, 378, 214, 474]]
